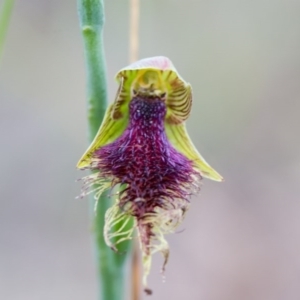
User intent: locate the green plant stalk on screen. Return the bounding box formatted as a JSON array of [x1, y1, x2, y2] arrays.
[[77, 1, 132, 299], [0, 0, 15, 61]]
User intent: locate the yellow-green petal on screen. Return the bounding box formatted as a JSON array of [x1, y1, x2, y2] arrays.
[[165, 121, 223, 181]]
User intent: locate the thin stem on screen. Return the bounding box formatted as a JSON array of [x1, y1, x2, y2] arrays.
[[77, 1, 131, 299], [131, 243, 141, 300], [129, 0, 139, 63], [0, 0, 15, 62], [77, 0, 107, 140]]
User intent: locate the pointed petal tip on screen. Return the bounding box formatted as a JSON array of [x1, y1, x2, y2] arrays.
[[209, 174, 224, 182], [215, 171, 224, 182], [76, 159, 88, 169], [216, 176, 224, 182], [200, 168, 224, 182]]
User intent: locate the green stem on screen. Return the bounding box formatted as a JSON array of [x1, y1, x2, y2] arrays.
[[0, 0, 15, 61], [77, 1, 131, 299], [77, 0, 107, 139]]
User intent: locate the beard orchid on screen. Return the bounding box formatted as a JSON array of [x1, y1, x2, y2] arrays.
[[77, 56, 223, 294]]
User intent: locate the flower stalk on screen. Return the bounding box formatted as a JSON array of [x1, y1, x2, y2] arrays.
[[77, 1, 132, 299]]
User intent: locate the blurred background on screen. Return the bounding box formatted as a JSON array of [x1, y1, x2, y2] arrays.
[[1, 0, 300, 299]]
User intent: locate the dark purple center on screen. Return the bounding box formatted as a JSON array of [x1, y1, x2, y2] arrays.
[[94, 96, 197, 217]]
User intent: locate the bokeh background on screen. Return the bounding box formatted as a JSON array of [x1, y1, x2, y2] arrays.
[[1, 0, 300, 299]]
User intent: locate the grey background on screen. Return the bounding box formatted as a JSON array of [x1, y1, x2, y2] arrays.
[[1, 0, 300, 299]]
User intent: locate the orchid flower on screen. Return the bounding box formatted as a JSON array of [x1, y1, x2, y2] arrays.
[[77, 56, 222, 294]]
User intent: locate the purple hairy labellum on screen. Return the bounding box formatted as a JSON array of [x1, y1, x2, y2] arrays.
[[77, 56, 223, 294]]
